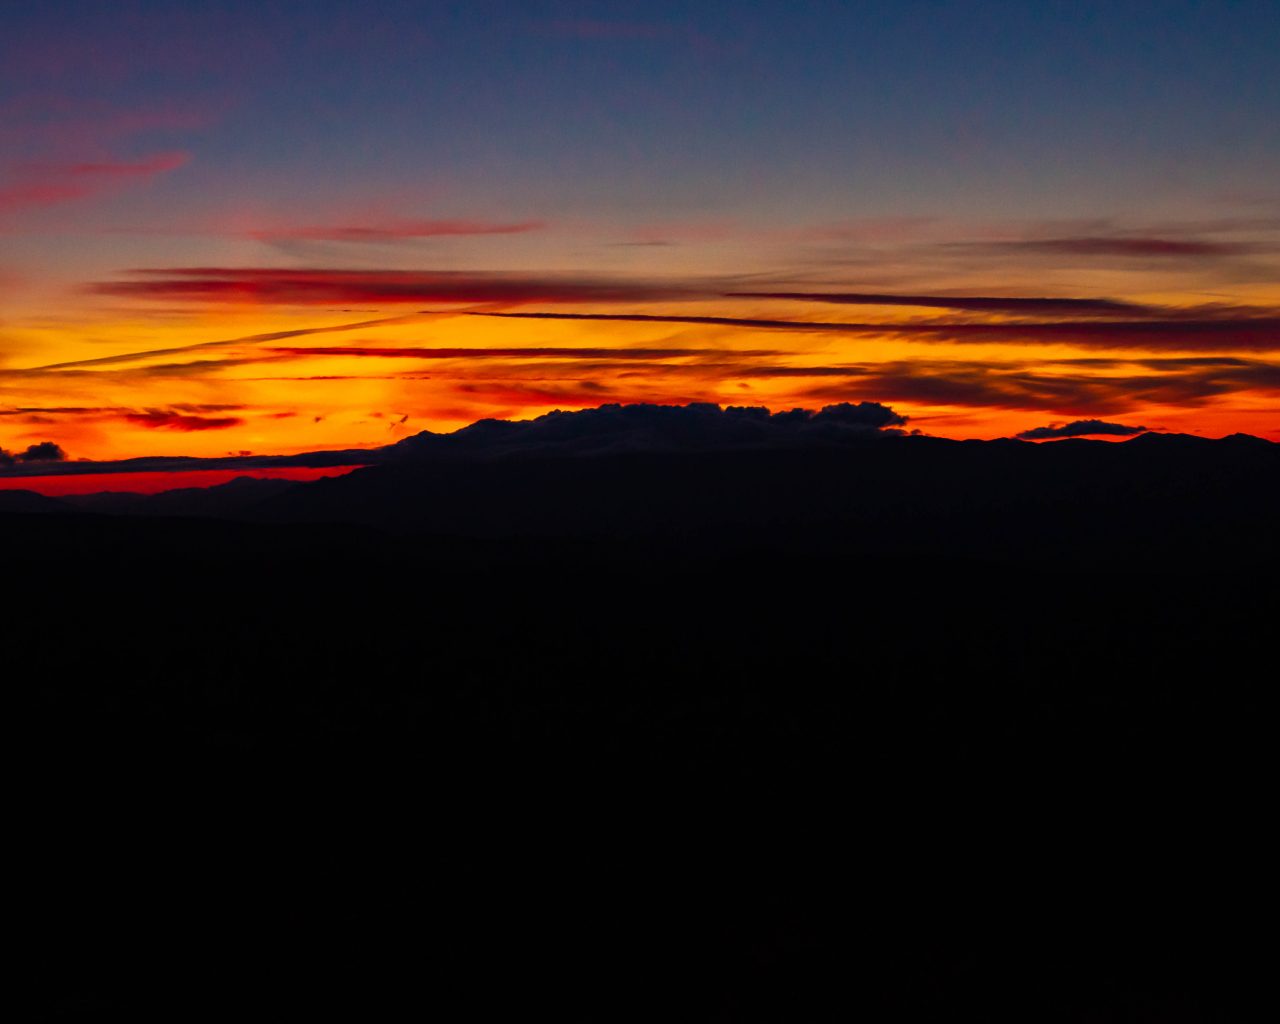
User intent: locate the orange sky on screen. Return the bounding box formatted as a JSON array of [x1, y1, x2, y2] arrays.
[[4, 273, 1278, 467], [4, 4, 1278, 470]]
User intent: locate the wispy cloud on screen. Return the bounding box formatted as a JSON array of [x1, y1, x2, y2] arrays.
[[727, 291, 1154, 317], [791, 359, 1280, 415], [0, 150, 189, 215], [979, 236, 1262, 258], [22, 312, 433, 371], [40, 152, 191, 179], [266, 345, 780, 361], [248, 219, 545, 243], [123, 410, 244, 431], [472, 311, 1280, 352], [1, 402, 248, 432]]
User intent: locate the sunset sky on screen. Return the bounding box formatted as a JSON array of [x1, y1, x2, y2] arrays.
[[3, 0, 1279, 471]]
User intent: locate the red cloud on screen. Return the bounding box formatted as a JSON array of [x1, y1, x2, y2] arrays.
[[124, 411, 244, 431], [0, 150, 190, 215], [0, 182, 91, 212], [59, 151, 190, 177]]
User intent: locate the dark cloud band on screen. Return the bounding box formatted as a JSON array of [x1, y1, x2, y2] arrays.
[[727, 291, 1153, 317], [472, 311, 1280, 352]]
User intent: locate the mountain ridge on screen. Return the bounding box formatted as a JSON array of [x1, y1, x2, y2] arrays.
[[3, 402, 1273, 483]]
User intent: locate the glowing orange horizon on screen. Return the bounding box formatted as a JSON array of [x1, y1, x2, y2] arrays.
[[5, 273, 1279, 463]]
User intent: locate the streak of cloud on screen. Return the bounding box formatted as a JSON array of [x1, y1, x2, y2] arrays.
[[24, 312, 434, 371], [266, 345, 782, 361], [472, 311, 1280, 352], [0, 151, 189, 215], [91, 268, 697, 306], [992, 236, 1261, 258], [248, 219, 545, 242], [123, 411, 244, 431], [728, 291, 1153, 316]]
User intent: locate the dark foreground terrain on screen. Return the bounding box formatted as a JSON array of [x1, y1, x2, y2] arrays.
[[14, 429, 1277, 1020]]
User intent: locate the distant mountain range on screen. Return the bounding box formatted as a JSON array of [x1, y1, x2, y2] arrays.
[[3, 403, 1276, 571]]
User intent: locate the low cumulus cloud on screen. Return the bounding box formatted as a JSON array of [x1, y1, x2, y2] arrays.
[[0, 441, 67, 465], [1014, 419, 1150, 440], [388, 401, 912, 461]]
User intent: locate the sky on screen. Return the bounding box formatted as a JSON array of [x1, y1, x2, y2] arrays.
[[2, 0, 1279, 469]]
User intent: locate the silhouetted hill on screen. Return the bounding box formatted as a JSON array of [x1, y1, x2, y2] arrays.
[[245, 429, 1279, 571], [0, 488, 72, 515], [14, 405, 1277, 1021], [63, 475, 300, 517], [7, 407, 1276, 565]]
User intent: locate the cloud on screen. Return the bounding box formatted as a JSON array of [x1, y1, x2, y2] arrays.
[[124, 411, 245, 431], [0, 440, 67, 466], [992, 237, 1260, 258], [0, 151, 189, 215], [52, 152, 190, 178], [0, 405, 129, 416], [805, 402, 907, 429], [1014, 420, 1150, 440], [90, 268, 695, 307], [18, 441, 67, 461], [0, 182, 93, 213], [472, 311, 1280, 352], [727, 291, 1155, 317], [73, 266, 1280, 357], [167, 403, 244, 413], [267, 345, 782, 361], [249, 219, 545, 242], [791, 359, 1280, 415], [25, 312, 433, 371]]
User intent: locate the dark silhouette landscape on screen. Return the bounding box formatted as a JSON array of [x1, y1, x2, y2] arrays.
[[12, 403, 1276, 1020], [9, 2, 1279, 1018]]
